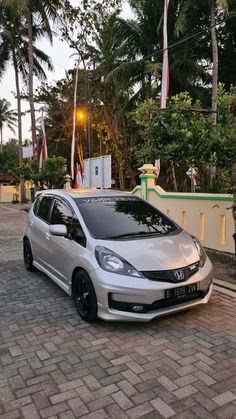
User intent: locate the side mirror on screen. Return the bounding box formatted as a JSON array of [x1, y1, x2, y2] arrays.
[[49, 224, 67, 236]]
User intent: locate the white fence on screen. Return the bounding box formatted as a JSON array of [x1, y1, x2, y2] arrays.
[[132, 184, 234, 254]]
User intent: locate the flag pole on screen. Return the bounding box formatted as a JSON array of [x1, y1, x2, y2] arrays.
[[160, 0, 169, 109], [71, 59, 80, 180], [39, 111, 48, 169]]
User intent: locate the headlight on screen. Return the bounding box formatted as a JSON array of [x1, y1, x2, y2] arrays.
[[192, 237, 206, 267], [95, 246, 144, 278]]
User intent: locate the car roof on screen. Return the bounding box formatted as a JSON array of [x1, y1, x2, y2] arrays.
[[36, 189, 132, 199]]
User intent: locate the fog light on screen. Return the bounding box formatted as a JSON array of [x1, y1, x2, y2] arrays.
[[131, 304, 144, 312]]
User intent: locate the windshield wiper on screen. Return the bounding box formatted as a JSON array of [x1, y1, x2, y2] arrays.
[[101, 231, 160, 239]]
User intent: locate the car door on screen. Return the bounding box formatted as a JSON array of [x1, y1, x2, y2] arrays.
[[29, 195, 54, 268], [47, 197, 87, 287]]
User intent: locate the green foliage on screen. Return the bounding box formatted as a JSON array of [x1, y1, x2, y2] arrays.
[[21, 156, 67, 189], [0, 139, 18, 173], [132, 87, 236, 192]]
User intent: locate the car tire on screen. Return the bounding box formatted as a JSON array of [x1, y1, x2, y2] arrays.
[[23, 239, 37, 272], [73, 271, 98, 322]]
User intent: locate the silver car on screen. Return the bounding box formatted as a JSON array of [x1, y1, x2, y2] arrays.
[[23, 189, 213, 322]]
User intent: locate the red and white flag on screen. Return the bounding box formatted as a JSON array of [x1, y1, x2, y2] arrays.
[[160, 0, 169, 109], [74, 163, 83, 189], [39, 114, 48, 168]]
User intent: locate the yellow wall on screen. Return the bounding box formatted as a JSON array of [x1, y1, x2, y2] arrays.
[[0, 182, 32, 202], [0, 185, 18, 203]]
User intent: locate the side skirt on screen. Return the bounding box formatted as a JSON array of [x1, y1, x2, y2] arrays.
[[33, 261, 71, 296]]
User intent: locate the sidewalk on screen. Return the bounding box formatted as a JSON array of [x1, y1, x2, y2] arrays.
[[206, 249, 235, 285]]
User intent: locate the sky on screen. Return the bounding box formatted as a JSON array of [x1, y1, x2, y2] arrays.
[[1, 1, 133, 143]]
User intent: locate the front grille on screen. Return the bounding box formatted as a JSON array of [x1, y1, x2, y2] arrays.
[[142, 262, 199, 283]]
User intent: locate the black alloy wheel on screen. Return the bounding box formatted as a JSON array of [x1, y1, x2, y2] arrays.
[[73, 271, 98, 322], [23, 239, 37, 272]]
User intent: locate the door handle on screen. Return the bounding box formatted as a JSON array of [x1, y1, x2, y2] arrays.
[[45, 232, 50, 240]]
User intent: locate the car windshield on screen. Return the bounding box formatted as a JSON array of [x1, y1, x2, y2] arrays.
[[73, 196, 179, 239]]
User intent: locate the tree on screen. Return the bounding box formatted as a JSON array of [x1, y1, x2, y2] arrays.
[[21, 156, 67, 189], [2, 0, 61, 155], [0, 3, 53, 199], [0, 99, 17, 153], [0, 138, 18, 173], [131, 87, 236, 192]]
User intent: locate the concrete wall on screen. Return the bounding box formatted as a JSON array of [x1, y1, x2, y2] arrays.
[[132, 185, 234, 254], [0, 184, 31, 203], [0, 185, 18, 203]]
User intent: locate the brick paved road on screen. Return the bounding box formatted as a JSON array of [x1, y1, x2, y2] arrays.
[[0, 206, 236, 419]]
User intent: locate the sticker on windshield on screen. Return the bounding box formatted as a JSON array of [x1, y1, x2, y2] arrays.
[[77, 196, 140, 204]]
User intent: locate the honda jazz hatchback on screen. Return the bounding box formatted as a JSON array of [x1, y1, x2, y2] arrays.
[[23, 189, 213, 322]]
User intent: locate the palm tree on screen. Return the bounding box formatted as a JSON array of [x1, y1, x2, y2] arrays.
[[2, 0, 61, 157], [210, 0, 229, 125], [0, 99, 17, 153], [0, 3, 53, 199], [175, 0, 231, 121]]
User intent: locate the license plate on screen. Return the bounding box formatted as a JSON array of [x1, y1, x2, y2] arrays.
[[165, 283, 199, 300]]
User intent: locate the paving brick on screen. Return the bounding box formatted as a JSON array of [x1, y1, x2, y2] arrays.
[[214, 403, 236, 418], [112, 390, 134, 410], [67, 397, 89, 416], [212, 391, 236, 406], [22, 404, 41, 418], [105, 403, 129, 419], [9, 346, 23, 357], [118, 380, 137, 397], [121, 371, 142, 385], [50, 390, 77, 404], [40, 402, 69, 418], [82, 409, 109, 419], [173, 385, 198, 399], [0, 410, 20, 419], [157, 375, 178, 392], [0, 386, 15, 403], [163, 349, 181, 361], [83, 375, 101, 391], [150, 397, 175, 418], [87, 395, 114, 412], [126, 402, 154, 418], [1, 207, 236, 419], [131, 390, 157, 405], [16, 384, 42, 398], [59, 379, 83, 392], [111, 356, 132, 366], [58, 410, 76, 419], [194, 370, 216, 386], [174, 374, 197, 387], [3, 397, 31, 415]]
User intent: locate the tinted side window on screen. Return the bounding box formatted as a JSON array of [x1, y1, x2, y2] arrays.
[[37, 197, 53, 223], [50, 200, 73, 226], [70, 216, 86, 247], [33, 195, 42, 215]]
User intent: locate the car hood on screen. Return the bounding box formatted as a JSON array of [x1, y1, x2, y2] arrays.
[[96, 230, 200, 271]]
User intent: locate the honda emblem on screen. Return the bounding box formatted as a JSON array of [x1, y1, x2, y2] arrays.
[[174, 270, 185, 281]]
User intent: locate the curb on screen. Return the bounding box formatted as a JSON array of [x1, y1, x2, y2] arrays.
[[213, 278, 236, 297]]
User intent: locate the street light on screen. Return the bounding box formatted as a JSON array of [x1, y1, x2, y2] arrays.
[[76, 109, 86, 124]]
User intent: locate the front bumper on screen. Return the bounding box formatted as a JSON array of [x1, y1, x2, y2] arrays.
[[90, 257, 213, 322]]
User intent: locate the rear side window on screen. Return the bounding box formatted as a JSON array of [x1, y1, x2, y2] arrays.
[[37, 196, 53, 223], [33, 195, 42, 215]]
